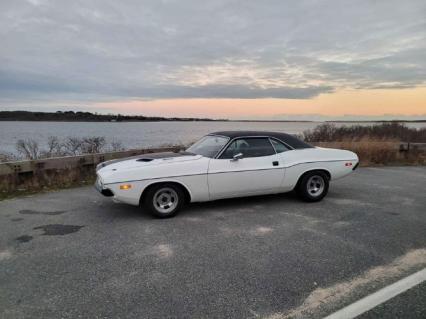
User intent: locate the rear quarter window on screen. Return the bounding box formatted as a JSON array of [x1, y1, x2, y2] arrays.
[[270, 138, 291, 153]]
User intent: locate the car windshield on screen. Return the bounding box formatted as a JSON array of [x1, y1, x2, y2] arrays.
[[186, 135, 229, 158]]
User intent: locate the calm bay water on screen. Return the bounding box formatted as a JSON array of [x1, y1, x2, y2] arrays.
[[1, 121, 425, 155]]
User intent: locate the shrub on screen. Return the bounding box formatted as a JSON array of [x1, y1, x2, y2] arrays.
[[0, 152, 17, 163], [109, 140, 125, 152], [312, 140, 425, 166], [16, 139, 41, 159], [80, 136, 106, 154], [12, 136, 125, 160]]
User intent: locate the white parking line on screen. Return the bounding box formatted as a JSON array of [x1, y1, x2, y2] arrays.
[[324, 268, 426, 319]]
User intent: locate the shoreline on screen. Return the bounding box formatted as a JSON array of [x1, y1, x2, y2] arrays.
[[1, 119, 426, 123]]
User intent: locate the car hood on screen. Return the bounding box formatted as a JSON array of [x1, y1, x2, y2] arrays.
[[97, 151, 202, 172]]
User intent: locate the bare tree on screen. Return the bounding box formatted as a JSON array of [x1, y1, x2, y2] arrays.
[[80, 136, 106, 154], [16, 139, 41, 159], [63, 137, 83, 156], [109, 140, 124, 152], [41, 136, 64, 158], [12, 136, 125, 160]]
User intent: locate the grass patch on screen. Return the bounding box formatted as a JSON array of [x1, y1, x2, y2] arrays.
[[313, 140, 425, 166], [0, 177, 96, 201], [306, 123, 426, 166]]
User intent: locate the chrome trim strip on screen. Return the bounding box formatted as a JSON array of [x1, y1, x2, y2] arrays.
[[269, 137, 278, 154], [104, 173, 206, 185], [210, 167, 284, 174]]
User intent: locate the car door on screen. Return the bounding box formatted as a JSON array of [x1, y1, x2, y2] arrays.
[[207, 137, 285, 200]]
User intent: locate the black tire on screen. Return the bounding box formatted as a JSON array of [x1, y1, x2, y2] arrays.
[[296, 171, 329, 202], [142, 183, 185, 218]]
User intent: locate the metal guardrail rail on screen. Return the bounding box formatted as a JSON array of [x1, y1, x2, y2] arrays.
[[0, 146, 181, 176], [399, 142, 426, 151]]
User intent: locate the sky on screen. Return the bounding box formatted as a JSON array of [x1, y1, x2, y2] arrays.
[[0, 0, 425, 120]]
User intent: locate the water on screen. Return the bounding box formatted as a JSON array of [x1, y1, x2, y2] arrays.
[[1, 121, 425, 155]]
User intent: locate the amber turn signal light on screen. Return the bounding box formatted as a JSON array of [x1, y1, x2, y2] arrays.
[[120, 184, 132, 190]]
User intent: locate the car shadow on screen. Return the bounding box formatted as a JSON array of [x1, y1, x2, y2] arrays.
[[106, 191, 302, 220], [186, 191, 299, 212]]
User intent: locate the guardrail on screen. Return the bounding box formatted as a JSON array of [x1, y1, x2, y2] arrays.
[[0, 146, 181, 176], [399, 142, 426, 152], [0, 146, 182, 194]]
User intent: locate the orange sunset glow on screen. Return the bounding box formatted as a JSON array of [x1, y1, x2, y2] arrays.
[[96, 87, 426, 119]]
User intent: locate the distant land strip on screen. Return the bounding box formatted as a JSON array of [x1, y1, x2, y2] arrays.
[[0, 111, 226, 122], [0, 111, 425, 122]]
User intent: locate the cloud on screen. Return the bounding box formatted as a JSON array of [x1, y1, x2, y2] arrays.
[[0, 0, 425, 104], [0, 67, 332, 100]]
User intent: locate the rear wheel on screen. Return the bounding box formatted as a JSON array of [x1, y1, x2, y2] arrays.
[[142, 183, 185, 218], [296, 171, 329, 202]]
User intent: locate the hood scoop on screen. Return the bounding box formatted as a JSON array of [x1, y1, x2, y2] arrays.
[[136, 158, 154, 162]]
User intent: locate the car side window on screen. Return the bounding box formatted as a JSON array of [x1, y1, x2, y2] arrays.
[[270, 138, 291, 153], [220, 138, 276, 159]]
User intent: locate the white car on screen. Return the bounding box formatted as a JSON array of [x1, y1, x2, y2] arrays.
[[95, 131, 359, 218]]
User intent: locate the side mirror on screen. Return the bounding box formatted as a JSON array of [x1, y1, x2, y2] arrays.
[[231, 153, 243, 161]]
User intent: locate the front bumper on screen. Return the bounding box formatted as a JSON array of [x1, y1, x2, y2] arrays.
[[353, 162, 359, 171], [95, 177, 114, 197]]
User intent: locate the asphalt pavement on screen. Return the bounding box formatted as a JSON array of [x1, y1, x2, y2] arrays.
[[0, 166, 425, 318]]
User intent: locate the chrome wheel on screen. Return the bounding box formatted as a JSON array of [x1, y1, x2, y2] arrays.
[[153, 187, 179, 214], [307, 175, 325, 197]]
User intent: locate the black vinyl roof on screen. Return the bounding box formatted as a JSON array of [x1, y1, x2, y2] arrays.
[[209, 131, 313, 149]]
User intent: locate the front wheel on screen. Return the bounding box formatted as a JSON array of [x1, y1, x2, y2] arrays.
[[142, 184, 185, 218], [296, 171, 329, 202]]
